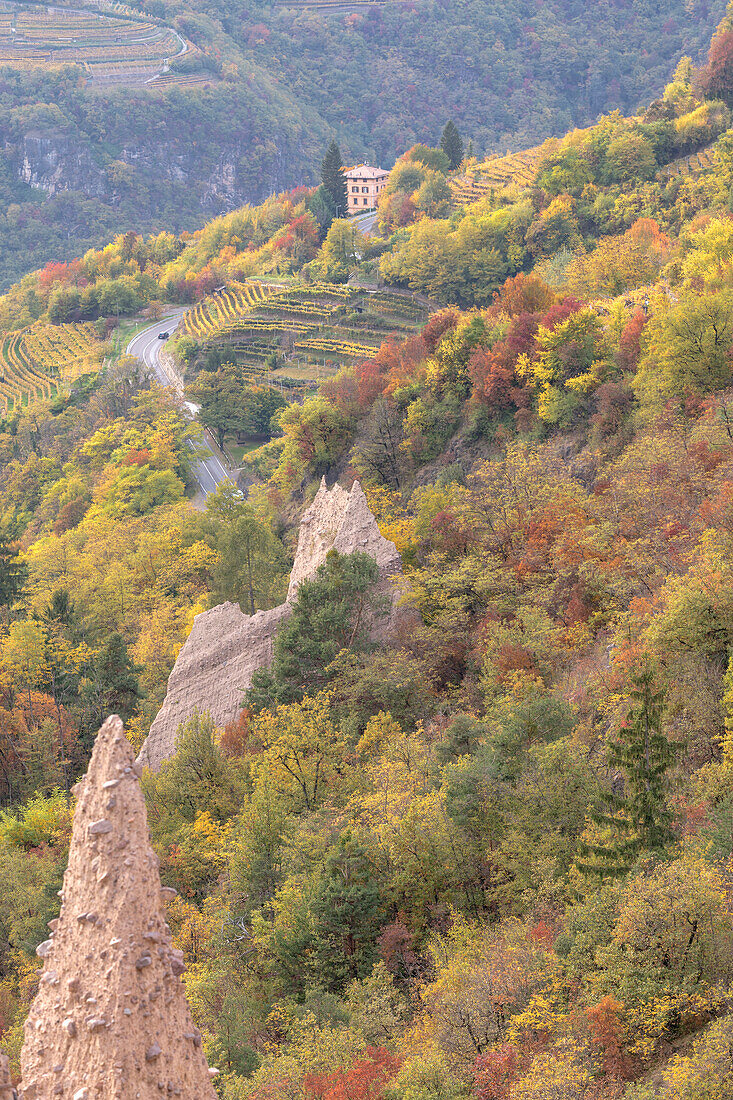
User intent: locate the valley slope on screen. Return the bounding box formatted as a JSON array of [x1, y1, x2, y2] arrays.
[[0, 0, 727, 286]]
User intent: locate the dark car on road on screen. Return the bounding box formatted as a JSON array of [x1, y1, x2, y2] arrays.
[[158, 331, 170, 340]]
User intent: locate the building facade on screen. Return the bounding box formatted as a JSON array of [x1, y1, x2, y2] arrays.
[[343, 164, 389, 215]]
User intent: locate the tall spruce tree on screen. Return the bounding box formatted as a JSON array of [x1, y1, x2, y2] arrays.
[[0, 533, 27, 625], [321, 140, 348, 217], [579, 668, 680, 877], [89, 632, 142, 725], [440, 120, 464, 169], [311, 833, 383, 991]]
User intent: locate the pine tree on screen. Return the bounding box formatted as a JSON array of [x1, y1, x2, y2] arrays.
[[312, 832, 383, 991], [89, 632, 142, 725], [246, 549, 386, 711], [0, 533, 28, 625], [440, 120, 464, 170], [579, 669, 680, 877], [321, 140, 348, 217]]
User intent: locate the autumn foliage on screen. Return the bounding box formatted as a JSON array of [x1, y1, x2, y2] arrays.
[[304, 1048, 402, 1100]]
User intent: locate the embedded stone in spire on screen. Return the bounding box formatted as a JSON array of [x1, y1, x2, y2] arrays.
[[0, 1053, 14, 1100]]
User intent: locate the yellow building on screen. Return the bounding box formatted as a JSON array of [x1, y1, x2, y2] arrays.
[[343, 164, 389, 215]]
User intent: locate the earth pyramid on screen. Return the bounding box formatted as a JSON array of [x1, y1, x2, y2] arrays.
[[138, 477, 402, 770], [18, 715, 217, 1100]]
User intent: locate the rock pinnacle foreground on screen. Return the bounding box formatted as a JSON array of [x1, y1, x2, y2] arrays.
[[18, 715, 217, 1100], [0, 1055, 14, 1100]]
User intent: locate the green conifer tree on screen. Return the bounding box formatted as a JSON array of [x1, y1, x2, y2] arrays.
[[312, 832, 384, 991], [90, 632, 142, 725], [579, 668, 681, 877], [307, 184, 337, 237], [246, 549, 385, 710], [440, 120, 464, 170], [0, 533, 27, 625], [321, 139, 348, 217]]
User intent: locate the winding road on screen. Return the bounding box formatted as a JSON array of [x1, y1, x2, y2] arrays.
[[126, 314, 231, 498], [352, 209, 379, 237]]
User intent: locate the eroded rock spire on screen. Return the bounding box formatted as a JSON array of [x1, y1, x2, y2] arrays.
[[19, 715, 217, 1100], [139, 478, 402, 769]]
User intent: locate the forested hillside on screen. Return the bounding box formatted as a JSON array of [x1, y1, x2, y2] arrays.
[[0, 65, 327, 288], [0, 0, 726, 286], [8, 6, 733, 1100], [216, 0, 727, 157]]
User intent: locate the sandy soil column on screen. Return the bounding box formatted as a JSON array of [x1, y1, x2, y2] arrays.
[[18, 715, 218, 1100]]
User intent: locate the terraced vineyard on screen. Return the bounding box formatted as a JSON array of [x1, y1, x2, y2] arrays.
[[181, 283, 278, 340], [660, 144, 716, 181], [0, 1, 194, 85], [450, 143, 550, 206], [450, 136, 716, 200], [273, 0, 386, 9], [0, 322, 103, 416], [180, 282, 431, 382], [145, 70, 214, 89], [293, 336, 377, 357]]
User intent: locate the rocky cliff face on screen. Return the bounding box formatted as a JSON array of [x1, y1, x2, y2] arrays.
[[11, 122, 305, 213], [18, 715, 218, 1100], [19, 131, 108, 200], [0, 73, 329, 287], [138, 480, 402, 770], [138, 601, 290, 771]]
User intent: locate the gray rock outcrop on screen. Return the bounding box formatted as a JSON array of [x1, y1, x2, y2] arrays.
[[138, 479, 401, 770], [18, 715, 218, 1100]]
